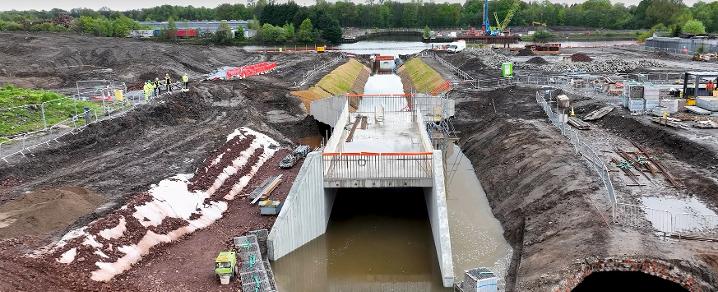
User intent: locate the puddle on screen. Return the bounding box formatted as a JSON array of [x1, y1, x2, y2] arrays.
[[445, 145, 513, 286], [640, 196, 718, 233]]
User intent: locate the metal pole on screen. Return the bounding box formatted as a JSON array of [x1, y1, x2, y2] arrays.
[[41, 103, 48, 130]]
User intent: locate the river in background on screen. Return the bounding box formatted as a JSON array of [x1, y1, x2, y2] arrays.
[[244, 37, 637, 56]]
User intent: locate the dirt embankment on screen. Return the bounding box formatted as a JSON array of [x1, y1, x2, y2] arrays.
[[0, 32, 338, 90], [0, 33, 332, 291], [453, 87, 609, 290]]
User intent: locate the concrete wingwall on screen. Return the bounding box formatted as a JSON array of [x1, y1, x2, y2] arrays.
[[267, 152, 336, 260], [424, 149, 455, 287], [322, 100, 349, 153]]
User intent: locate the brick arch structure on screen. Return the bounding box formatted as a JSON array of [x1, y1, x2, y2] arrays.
[[553, 257, 701, 292]]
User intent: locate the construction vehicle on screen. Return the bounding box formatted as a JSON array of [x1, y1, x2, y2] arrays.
[[531, 21, 547, 27], [214, 251, 238, 285], [315, 45, 326, 53]]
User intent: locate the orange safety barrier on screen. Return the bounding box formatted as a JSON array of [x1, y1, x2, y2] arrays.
[[226, 62, 277, 80]]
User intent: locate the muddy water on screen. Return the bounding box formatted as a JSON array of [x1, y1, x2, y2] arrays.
[[445, 145, 513, 285], [298, 135, 324, 148], [272, 188, 450, 291]]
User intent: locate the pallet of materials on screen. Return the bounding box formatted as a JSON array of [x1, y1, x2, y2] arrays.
[[249, 174, 283, 204]]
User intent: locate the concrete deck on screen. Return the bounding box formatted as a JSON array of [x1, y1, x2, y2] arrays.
[[341, 112, 423, 153]]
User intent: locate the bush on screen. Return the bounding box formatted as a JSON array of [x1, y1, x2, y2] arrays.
[[682, 19, 706, 35], [0, 20, 23, 31]]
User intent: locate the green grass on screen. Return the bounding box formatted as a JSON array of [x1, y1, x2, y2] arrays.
[[0, 85, 101, 137], [400, 58, 447, 94]]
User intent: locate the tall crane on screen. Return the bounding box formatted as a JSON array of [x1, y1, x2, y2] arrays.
[[494, 0, 520, 33], [482, 0, 491, 35]]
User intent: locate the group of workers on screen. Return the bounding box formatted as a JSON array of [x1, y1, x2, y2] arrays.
[[143, 73, 190, 101]]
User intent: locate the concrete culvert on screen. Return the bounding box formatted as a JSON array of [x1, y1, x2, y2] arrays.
[[572, 271, 689, 292]]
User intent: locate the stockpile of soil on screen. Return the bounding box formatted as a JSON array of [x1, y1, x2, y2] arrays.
[[526, 57, 548, 64], [571, 53, 593, 62], [0, 187, 105, 238], [516, 48, 535, 56]]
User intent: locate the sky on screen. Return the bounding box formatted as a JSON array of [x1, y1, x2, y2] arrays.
[[0, 0, 708, 11]]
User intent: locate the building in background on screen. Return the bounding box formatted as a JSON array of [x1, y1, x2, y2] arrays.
[[138, 20, 256, 38]]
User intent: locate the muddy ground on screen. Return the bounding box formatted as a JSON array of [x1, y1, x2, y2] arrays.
[[440, 48, 718, 290], [0, 32, 340, 291]]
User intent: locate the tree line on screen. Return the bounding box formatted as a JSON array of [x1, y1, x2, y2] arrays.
[[0, 0, 716, 42]]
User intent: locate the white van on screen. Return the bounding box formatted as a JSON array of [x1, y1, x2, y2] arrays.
[[447, 40, 466, 53]]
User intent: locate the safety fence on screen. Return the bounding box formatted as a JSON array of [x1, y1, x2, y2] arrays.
[[322, 152, 433, 182], [75, 80, 127, 101], [535, 90, 617, 205], [536, 88, 718, 240], [295, 54, 346, 88], [0, 88, 171, 163], [421, 51, 519, 90]]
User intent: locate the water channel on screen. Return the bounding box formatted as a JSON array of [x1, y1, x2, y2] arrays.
[[273, 66, 513, 290]]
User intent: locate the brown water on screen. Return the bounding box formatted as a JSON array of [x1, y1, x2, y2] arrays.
[[445, 145, 513, 285], [273, 188, 449, 291], [298, 135, 324, 149], [272, 146, 512, 291]]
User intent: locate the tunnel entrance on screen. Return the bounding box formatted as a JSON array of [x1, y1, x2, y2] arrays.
[[272, 187, 450, 291], [572, 271, 688, 292]]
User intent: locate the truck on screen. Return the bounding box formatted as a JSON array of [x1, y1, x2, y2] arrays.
[[214, 251, 238, 285], [447, 40, 466, 53]]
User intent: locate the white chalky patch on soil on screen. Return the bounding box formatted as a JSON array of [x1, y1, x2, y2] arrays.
[[58, 248, 77, 264], [133, 174, 205, 227], [91, 201, 228, 281], [99, 217, 127, 240], [46, 127, 278, 282]]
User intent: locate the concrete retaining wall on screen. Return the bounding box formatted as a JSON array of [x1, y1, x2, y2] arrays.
[[311, 96, 347, 127], [424, 149, 455, 287], [322, 101, 349, 153], [268, 152, 336, 260]]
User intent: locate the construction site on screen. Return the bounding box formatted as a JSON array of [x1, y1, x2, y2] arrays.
[[1, 24, 718, 292]]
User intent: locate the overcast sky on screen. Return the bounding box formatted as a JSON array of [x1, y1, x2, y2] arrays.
[[0, 0, 709, 11]]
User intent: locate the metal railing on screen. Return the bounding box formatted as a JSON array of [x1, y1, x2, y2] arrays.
[[0, 87, 171, 164], [322, 152, 433, 181], [295, 54, 346, 88], [535, 90, 617, 206], [536, 88, 718, 241]]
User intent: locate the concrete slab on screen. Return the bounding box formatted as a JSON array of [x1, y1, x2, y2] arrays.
[[341, 112, 424, 153]]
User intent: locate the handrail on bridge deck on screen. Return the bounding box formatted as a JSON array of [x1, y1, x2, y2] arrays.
[[321, 151, 434, 182]]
